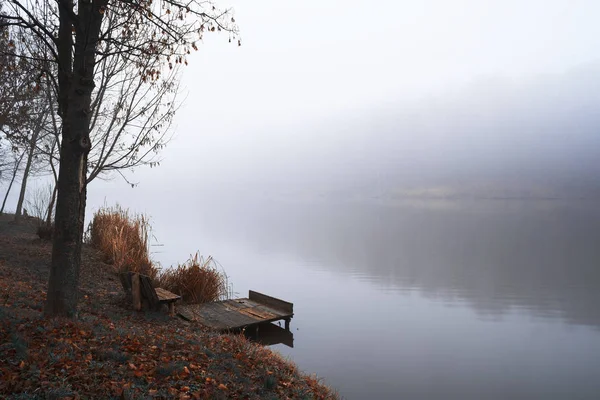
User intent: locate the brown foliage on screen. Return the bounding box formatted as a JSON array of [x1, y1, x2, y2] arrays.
[[87, 205, 229, 304], [157, 253, 230, 304], [88, 205, 156, 279]]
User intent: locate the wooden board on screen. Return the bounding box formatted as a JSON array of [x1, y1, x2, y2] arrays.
[[155, 287, 181, 302], [249, 291, 293, 314], [178, 291, 293, 332], [132, 273, 141, 311], [139, 275, 159, 307]]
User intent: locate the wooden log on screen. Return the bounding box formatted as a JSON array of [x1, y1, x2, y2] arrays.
[[131, 273, 141, 311]]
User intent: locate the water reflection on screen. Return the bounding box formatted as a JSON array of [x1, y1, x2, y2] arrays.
[[157, 197, 600, 399], [243, 323, 294, 348], [192, 198, 600, 328]]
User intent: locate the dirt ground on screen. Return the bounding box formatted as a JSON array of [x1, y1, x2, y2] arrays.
[[0, 214, 337, 399]]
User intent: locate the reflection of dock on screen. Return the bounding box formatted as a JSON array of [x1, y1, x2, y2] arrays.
[[178, 291, 294, 332], [244, 322, 294, 348]]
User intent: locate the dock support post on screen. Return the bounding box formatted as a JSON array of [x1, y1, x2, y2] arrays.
[[285, 318, 291, 331]]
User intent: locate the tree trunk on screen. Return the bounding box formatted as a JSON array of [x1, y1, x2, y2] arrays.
[[0, 153, 24, 214], [0, 164, 19, 214], [44, 0, 105, 318], [14, 127, 40, 219], [46, 135, 59, 226], [45, 123, 88, 317], [46, 183, 58, 226]]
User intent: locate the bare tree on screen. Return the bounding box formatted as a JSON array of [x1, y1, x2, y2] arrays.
[[0, 140, 12, 180], [13, 102, 51, 219], [0, 149, 24, 214], [1, 0, 238, 317], [86, 18, 180, 184], [0, 9, 41, 139], [1, 11, 54, 219], [26, 183, 53, 222]]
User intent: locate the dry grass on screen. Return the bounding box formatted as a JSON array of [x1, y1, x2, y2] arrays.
[[157, 253, 231, 304], [87, 205, 230, 305], [88, 205, 156, 279]]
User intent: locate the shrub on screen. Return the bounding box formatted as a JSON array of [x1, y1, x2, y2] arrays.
[[157, 253, 230, 304], [87, 205, 156, 278], [36, 223, 53, 241]]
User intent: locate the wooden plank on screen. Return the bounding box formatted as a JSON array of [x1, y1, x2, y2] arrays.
[[155, 287, 181, 302], [249, 291, 293, 314], [222, 299, 252, 310], [238, 307, 277, 320], [195, 302, 260, 330], [178, 292, 293, 331], [139, 274, 159, 309], [131, 273, 141, 311], [177, 308, 195, 321]]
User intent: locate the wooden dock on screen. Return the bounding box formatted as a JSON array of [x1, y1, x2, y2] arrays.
[[178, 290, 294, 332]]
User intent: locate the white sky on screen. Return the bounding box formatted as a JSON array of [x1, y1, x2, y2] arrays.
[[182, 0, 599, 119], [83, 0, 600, 203]]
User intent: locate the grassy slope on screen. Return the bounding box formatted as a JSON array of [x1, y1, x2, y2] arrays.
[[0, 214, 337, 399]]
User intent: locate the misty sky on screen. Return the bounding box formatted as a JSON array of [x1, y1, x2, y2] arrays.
[[0, 0, 562, 208], [89, 0, 599, 195]]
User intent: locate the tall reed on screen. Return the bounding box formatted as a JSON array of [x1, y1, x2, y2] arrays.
[[88, 205, 156, 279]]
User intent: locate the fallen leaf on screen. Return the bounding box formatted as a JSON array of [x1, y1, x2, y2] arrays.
[[218, 384, 227, 390]]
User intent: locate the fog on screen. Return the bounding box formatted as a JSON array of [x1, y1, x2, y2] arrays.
[[199, 66, 600, 196], [5, 3, 600, 398], [89, 63, 600, 208], [82, 0, 600, 204]]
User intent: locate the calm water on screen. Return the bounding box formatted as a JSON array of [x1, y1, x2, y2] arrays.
[[154, 198, 600, 399]]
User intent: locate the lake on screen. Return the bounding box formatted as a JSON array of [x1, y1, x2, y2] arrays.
[[152, 197, 600, 399]]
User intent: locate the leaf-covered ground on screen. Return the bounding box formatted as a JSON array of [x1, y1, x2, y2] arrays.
[[0, 215, 338, 399]]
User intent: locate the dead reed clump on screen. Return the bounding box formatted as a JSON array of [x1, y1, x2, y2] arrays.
[[157, 253, 230, 304], [87, 205, 156, 279]]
